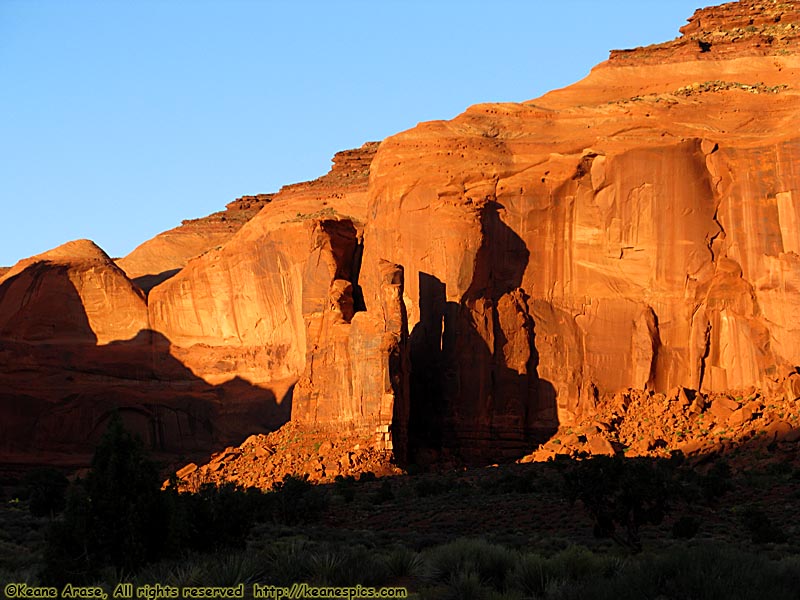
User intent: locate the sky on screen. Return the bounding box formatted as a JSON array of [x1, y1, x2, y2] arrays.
[[0, 0, 704, 267]]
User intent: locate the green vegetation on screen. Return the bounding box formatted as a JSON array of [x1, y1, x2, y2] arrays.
[[1, 419, 799, 597]]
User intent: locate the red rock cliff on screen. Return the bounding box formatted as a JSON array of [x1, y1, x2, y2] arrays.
[[4, 1, 800, 470], [359, 0, 800, 460]]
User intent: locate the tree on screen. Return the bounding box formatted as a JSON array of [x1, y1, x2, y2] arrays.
[[23, 467, 69, 518], [43, 412, 168, 584], [85, 412, 168, 571], [563, 456, 676, 553]]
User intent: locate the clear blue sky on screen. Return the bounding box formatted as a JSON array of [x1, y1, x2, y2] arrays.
[[0, 1, 703, 266]]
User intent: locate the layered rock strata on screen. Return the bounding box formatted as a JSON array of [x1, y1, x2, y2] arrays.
[[117, 194, 272, 292], [4, 1, 800, 473]]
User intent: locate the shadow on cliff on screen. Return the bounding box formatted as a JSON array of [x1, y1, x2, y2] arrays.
[[0, 271, 290, 461], [407, 201, 558, 466], [132, 268, 181, 295]]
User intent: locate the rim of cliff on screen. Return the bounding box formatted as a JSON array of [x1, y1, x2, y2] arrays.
[[608, 0, 800, 65], [527, 0, 800, 113]]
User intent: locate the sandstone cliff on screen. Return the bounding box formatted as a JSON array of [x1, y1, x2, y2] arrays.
[[3, 1, 800, 474], [0, 144, 384, 463], [117, 194, 272, 293], [357, 0, 800, 461], [0, 239, 289, 460]]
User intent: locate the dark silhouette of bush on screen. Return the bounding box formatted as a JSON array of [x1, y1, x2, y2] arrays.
[[485, 471, 538, 494], [740, 506, 787, 544], [23, 467, 69, 518], [333, 475, 356, 503], [84, 413, 168, 571], [166, 482, 262, 552], [42, 482, 95, 585], [371, 480, 394, 505], [268, 474, 327, 525], [42, 413, 168, 583], [672, 515, 701, 539], [563, 456, 677, 553], [700, 459, 733, 500], [415, 476, 450, 498]]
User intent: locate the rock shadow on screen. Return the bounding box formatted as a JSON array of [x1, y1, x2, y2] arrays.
[[132, 268, 182, 295], [0, 272, 290, 463], [408, 201, 558, 466]]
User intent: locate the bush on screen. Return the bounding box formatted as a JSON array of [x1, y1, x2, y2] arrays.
[[333, 475, 356, 503], [415, 476, 450, 498], [309, 545, 389, 586], [484, 471, 537, 495], [167, 483, 262, 552], [562, 456, 676, 553], [43, 413, 168, 583], [371, 480, 394, 505], [23, 468, 69, 518], [268, 474, 327, 525], [672, 515, 701, 540], [740, 506, 787, 544], [424, 538, 517, 591], [700, 459, 733, 500], [384, 546, 425, 578]]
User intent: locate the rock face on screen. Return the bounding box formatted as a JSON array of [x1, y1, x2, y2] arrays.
[[147, 141, 405, 456], [357, 0, 800, 461], [0, 240, 288, 459], [521, 383, 800, 467], [0, 143, 386, 463], [117, 194, 272, 293], [4, 2, 800, 473], [0, 240, 148, 345]]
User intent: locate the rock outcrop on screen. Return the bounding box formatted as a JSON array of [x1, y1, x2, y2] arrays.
[[117, 194, 272, 293], [3, 1, 800, 477], [521, 377, 800, 467], [0, 144, 385, 464], [356, 0, 800, 462], [0, 239, 148, 345], [0, 239, 288, 460]]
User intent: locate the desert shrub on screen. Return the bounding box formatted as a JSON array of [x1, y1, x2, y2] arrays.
[[421, 570, 496, 600], [672, 515, 701, 539], [371, 480, 394, 505], [484, 471, 537, 495], [548, 545, 621, 582], [264, 539, 316, 585], [134, 555, 206, 587], [383, 546, 425, 578], [585, 544, 800, 600], [509, 545, 621, 597], [199, 550, 266, 586], [700, 459, 734, 500], [168, 482, 262, 552], [308, 544, 388, 586], [740, 506, 787, 544], [267, 474, 327, 525], [23, 468, 69, 518], [333, 474, 356, 503], [415, 476, 450, 498], [562, 456, 676, 553], [424, 538, 517, 591], [42, 414, 168, 584], [508, 552, 550, 597], [506, 544, 800, 600]]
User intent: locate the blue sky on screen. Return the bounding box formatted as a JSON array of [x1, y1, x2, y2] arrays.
[[0, 1, 703, 266]]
